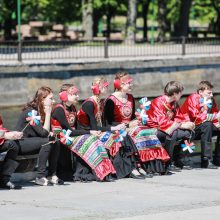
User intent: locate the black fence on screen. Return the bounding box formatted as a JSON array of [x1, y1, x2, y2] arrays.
[[0, 37, 220, 61]]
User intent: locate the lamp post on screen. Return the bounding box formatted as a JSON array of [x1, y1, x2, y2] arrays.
[[17, 0, 22, 61]]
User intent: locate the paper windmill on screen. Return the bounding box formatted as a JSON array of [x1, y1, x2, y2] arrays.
[[181, 140, 196, 154], [60, 129, 73, 146], [26, 110, 41, 126], [113, 130, 127, 143], [135, 108, 149, 125], [139, 97, 151, 111], [199, 97, 212, 109], [135, 97, 151, 125]]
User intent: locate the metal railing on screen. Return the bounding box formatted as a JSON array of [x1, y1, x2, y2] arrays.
[[0, 37, 220, 61]]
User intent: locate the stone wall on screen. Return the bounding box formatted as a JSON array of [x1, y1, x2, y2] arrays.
[[1, 56, 220, 106]]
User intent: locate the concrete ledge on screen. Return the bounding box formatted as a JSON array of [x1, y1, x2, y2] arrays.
[[1, 56, 220, 106]]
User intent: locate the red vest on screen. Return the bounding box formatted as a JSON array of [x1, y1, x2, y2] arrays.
[[51, 104, 77, 131], [77, 97, 98, 126], [107, 94, 133, 123]]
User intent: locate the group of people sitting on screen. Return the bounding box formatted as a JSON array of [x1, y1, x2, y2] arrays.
[[0, 71, 220, 190]]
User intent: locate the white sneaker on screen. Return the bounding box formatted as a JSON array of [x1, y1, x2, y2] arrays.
[[35, 177, 49, 186], [131, 169, 141, 176], [47, 175, 64, 185], [138, 168, 147, 175]]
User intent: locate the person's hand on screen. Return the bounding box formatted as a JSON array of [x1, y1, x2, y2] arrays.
[[4, 131, 23, 140], [90, 130, 102, 137], [49, 131, 54, 137], [180, 122, 195, 130], [0, 130, 5, 138], [216, 111, 220, 119], [111, 123, 126, 131], [129, 120, 139, 128], [44, 105, 52, 115]]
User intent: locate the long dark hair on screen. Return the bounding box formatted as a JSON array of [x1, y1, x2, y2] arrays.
[[23, 86, 53, 122]]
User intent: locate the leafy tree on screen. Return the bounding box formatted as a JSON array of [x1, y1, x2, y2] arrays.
[[0, 0, 16, 40]]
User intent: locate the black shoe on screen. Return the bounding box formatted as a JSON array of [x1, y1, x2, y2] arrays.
[[167, 164, 182, 172], [0, 181, 22, 190], [152, 172, 160, 176], [174, 160, 193, 170], [130, 173, 145, 179], [104, 176, 115, 182], [161, 170, 173, 176], [201, 158, 218, 169]]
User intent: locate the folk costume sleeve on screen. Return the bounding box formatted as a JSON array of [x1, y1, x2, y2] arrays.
[[131, 96, 136, 120], [0, 116, 8, 145], [147, 96, 181, 136], [181, 94, 220, 125], [82, 101, 109, 131], [104, 99, 120, 126], [52, 106, 90, 136]]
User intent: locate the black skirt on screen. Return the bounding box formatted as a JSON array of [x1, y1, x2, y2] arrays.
[[57, 144, 98, 182], [56, 144, 74, 181], [111, 135, 137, 179]]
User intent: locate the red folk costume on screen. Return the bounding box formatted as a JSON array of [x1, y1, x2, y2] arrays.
[[78, 96, 123, 158], [107, 94, 170, 162], [51, 104, 77, 131], [77, 98, 99, 127], [52, 102, 115, 181], [0, 116, 8, 145], [107, 94, 133, 123], [147, 95, 189, 135], [181, 93, 220, 128]]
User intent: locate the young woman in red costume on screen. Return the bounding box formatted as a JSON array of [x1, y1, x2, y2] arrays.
[[77, 77, 148, 179], [104, 71, 170, 175], [15, 86, 63, 186], [51, 84, 115, 182]]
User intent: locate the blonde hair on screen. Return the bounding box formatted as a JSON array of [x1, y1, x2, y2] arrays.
[[92, 76, 106, 126]]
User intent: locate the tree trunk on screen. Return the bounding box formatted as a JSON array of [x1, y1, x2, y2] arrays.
[[211, 0, 220, 36], [174, 0, 192, 37], [4, 18, 13, 40], [106, 5, 114, 39], [93, 10, 101, 37], [126, 0, 137, 43], [82, 0, 93, 40], [142, 0, 150, 40], [157, 0, 168, 41]]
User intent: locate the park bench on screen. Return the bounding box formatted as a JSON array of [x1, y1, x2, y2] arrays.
[[0, 151, 38, 173]]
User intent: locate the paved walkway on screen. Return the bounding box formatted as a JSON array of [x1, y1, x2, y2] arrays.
[[1, 167, 220, 220]]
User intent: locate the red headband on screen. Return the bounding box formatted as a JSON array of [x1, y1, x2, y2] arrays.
[[102, 81, 109, 88], [120, 75, 133, 84]]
